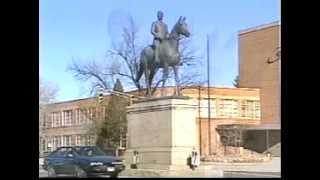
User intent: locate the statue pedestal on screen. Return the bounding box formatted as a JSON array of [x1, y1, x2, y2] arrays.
[[124, 96, 200, 170]]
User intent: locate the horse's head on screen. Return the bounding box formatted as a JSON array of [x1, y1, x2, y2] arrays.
[[175, 16, 191, 38]]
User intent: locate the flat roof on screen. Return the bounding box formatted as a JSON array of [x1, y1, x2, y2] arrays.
[[244, 123, 281, 130], [46, 96, 97, 106], [239, 21, 280, 35], [47, 86, 260, 105]]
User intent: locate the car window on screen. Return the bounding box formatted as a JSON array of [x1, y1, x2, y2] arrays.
[[77, 146, 106, 156], [49, 150, 59, 157], [52, 147, 73, 157]]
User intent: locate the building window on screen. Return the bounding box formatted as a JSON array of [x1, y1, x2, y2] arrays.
[[71, 135, 76, 146], [254, 101, 261, 119], [47, 138, 53, 152], [80, 109, 87, 124], [86, 135, 95, 145], [219, 99, 238, 118], [54, 136, 61, 150], [85, 109, 90, 123], [75, 109, 80, 125], [41, 139, 46, 153], [239, 100, 260, 119], [80, 135, 86, 145], [240, 100, 248, 118], [41, 115, 46, 129], [89, 107, 96, 120], [247, 100, 255, 119], [200, 98, 217, 118], [52, 112, 61, 127], [63, 135, 71, 146], [76, 135, 81, 145], [63, 110, 73, 126], [79, 108, 96, 124], [46, 114, 52, 128]]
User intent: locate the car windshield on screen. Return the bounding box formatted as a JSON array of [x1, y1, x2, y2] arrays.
[[76, 146, 106, 156]]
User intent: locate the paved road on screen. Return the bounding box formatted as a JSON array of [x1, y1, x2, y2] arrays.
[[39, 166, 124, 178], [224, 171, 281, 178], [40, 168, 280, 178], [40, 170, 280, 178]]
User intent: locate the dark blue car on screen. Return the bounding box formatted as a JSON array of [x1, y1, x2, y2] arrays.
[[43, 146, 125, 178]]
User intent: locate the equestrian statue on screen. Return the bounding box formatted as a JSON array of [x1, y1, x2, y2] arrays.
[[136, 11, 191, 96]]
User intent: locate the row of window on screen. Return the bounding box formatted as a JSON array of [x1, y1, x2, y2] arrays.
[[199, 99, 260, 119], [45, 107, 99, 128], [42, 135, 95, 152], [40, 133, 128, 153]]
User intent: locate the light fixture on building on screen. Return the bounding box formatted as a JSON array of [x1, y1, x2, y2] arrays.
[[266, 47, 280, 64], [98, 93, 104, 104]]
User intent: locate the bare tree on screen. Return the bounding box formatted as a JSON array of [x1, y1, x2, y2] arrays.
[[68, 15, 142, 94], [39, 78, 59, 105], [176, 37, 205, 88], [68, 59, 113, 95], [68, 15, 203, 96], [107, 15, 143, 90], [39, 78, 59, 155]]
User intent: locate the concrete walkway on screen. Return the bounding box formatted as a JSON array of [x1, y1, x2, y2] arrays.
[[119, 167, 224, 178], [202, 157, 281, 173], [119, 157, 280, 177]]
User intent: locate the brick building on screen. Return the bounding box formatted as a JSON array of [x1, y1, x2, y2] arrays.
[[238, 21, 281, 153], [40, 96, 113, 156], [182, 87, 261, 156], [40, 87, 261, 157]]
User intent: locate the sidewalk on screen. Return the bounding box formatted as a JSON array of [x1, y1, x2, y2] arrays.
[[119, 157, 280, 177], [202, 157, 281, 173], [39, 159, 48, 178], [119, 167, 224, 177]]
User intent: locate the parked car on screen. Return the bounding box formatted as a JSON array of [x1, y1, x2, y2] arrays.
[[43, 146, 125, 178]]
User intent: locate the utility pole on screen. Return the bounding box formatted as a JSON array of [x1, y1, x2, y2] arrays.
[[207, 35, 212, 155], [198, 86, 202, 156]]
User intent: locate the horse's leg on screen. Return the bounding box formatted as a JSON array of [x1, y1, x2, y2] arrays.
[[143, 58, 151, 96], [161, 64, 169, 96], [173, 66, 180, 96], [148, 67, 158, 95], [145, 70, 151, 96], [136, 61, 144, 84]]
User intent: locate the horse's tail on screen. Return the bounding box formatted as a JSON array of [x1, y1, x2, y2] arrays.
[[136, 61, 143, 83], [135, 51, 145, 83]]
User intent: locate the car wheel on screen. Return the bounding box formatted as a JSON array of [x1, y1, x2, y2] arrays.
[[47, 166, 56, 177], [74, 165, 87, 178], [110, 172, 119, 178]]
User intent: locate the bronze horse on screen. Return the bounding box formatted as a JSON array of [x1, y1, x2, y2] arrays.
[[136, 16, 191, 96]]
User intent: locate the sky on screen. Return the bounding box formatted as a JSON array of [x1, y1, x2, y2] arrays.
[[40, 0, 280, 102]]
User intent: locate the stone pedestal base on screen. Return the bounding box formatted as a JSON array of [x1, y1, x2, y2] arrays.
[[124, 96, 200, 170]]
